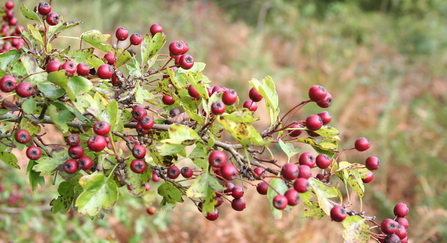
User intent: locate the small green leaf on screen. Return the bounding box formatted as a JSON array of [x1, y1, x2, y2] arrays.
[[115, 48, 132, 67], [127, 57, 142, 76], [124, 158, 152, 197], [50, 181, 76, 214], [34, 150, 69, 176], [20, 3, 42, 23], [218, 116, 267, 147], [68, 76, 93, 96], [135, 81, 155, 104], [0, 49, 20, 70], [161, 124, 201, 145], [48, 103, 75, 133], [100, 99, 118, 129], [141, 33, 166, 64], [312, 126, 341, 140], [0, 152, 19, 169], [75, 173, 119, 216], [249, 76, 280, 126], [81, 30, 113, 52], [176, 62, 206, 73], [158, 181, 184, 204], [48, 20, 82, 40], [27, 24, 44, 47], [38, 82, 66, 99], [26, 160, 45, 191], [185, 173, 224, 215], [278, 139, 302, 163], [22, 98, 37, 114], [342, 216, 370, 243], [222, 110, 260, 123], [308, 177, 340, 215], [298, 137, 338, 152], [189, 144, 208, 170], [267, 178, 288, 219], [157, 144, 185, 157]]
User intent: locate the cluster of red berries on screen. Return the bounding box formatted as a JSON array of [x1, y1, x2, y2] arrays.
[[378, 202, 410, 243], [0, 1, 25, 52]]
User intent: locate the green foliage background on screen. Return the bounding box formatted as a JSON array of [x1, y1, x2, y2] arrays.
[[1, 0, 446, 242]]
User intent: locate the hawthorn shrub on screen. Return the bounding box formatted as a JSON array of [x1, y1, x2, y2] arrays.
[[0, 1, 409, 242]]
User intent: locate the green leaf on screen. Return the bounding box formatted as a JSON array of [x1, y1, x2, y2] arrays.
[[127, 57, 142, 76], [298, 137, 338, 152], [185, 173, 225, 215], [158, 181, 184, 204], [26, 160, 45, 191], [50, 181, 76, 214], [27, 24, 44, 47], [222, 110, 259, 123], [278, 139, 302, 163], [0, 49, 20, 71], [115, 48, 132, 67], [37, 82, 66, 99], [47, 70, 77, 101], [308, 177, 340, 215], [342, 216, 370, 243], [100, 99, 118, 129], [48, 103, 75, 133], [135, 81, 155, 104], [177, 62, 206, 73], [68, 76, 93, 96], [20, 53, 46, 84], [0, 152, 19, 169], [80, 30, 113, 52], [336, 162, 369, 198], [267, 178, 288, 219], [20, 3, 42, 23], [249, 76, 280, 126], [217, 116, 267, 147], [34, 150, 69, 176], [157, 144, 186, 157], [22, 98, 37, 114], [141, 33, 165, 64], [312, 126, 341, 140], [75, 173, 119, 216], [161, 124, 201, 145], [123, 158, 152, 197], [48, 20, 82, 40], [189, 144, 208, 170]]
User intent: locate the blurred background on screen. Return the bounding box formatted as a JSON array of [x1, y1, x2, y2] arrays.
[[1, 0, 447, 242]]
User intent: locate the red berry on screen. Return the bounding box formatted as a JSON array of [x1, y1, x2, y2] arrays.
[[16, 82, 34, 97], [330, 205, 347, 222], [211, 101, 226, 115], [180, 167, 193, 178], [130, 33, 143, 45], [93, 121, 111, 135], [225, 182, 235, 192], [65, 134, 80, 146], [396, 224, 408, 239], [231, 198, 246, 211], [61, 61, 76, 75], [208, 150, 227, 168], [179, 54, 194, 70], [306, 114, 323, 131], [395, 217, 409, 229], [317, 93, 333, 108], [104, 52, 116, 65], [169, 41, 185, 56], [63, 159, 78, 174], [46, 12, 60, 26], [231, 186, 244, 199], [37, 2, 51, 15], [46, 60, 61, 73], [298, 152, 316, 168], [167, 165, 180, 179], [149, 23, 163, 36], [146, 206, 157, 215], [180, 41, 189, 54], [243, 100, 258, 111], [8, 17, 17, 26], [144, 183, 151, 191], [26, 146, 42, 160], [316, 154, 332, 169], [393, 202, 409, 217], [15, 129, 31, 144], [87, 135, 107, 152], [187, 85, 200, 98], [152, 171, 160, 182], [138, 115, 154, 130], [248, 87, 263, 102], [273, 195, 288, 210], [0, 75, 17, 92], [355, 137, 370, 151], [222, 89, 238, 105], [256, 181, 268, 195], [308, 85, 327, 102], [131, 106, 147, 121], [130, 159, 147, 173], [135, 123, 150, 135], [362, 171, 374, 183], [220, 164, 238, 180], [132, 144, 146, 159], [317, 111, 331, 125], [162, 94, 175, 105], [281, 163, 299, 181], [253, 167, 265, 179], [384, 234, 401, 243], [76, 63, 90, 76], [284, 189, 300, 206], [297, 165, 312, 179], [212, 86, 226, 94], [115, 27, 129, 41], [5, 1, 14, 9], [68, 145, 84, 159], [205, 208, 219, 221], [97, 64, 114, 79], [293, 178, 310, 193], [365, 156, 380, 170], [381, 218, 399, 234], [288, 123, 303, 137], [78, 155, 94, 170]]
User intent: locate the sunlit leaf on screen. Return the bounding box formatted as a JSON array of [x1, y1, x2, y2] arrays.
[[278, 139, 302, 163], [342, 216, 370, 243]]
